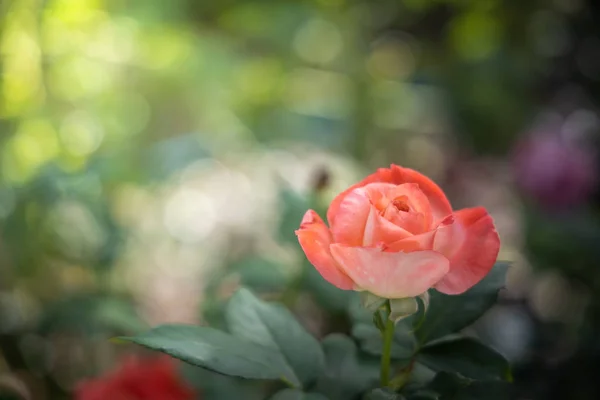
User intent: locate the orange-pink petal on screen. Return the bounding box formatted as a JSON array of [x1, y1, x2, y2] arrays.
[[329, 244, 450, 298], [385, 230, 437, 252], [330, 188, 372, 246], [362, 206, 413, 247], [327, 168, 395, 226], [433, 207, 500, 295], [388, 165, 452, 223], [296, 210, 355, 290], [327, 165, 452, 227]]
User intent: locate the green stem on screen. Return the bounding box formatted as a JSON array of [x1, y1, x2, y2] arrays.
[[380, 308, 395, 387]]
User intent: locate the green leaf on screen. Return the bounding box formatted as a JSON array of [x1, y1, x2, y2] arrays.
[[418, 337, 511, 381], [364, 388, 405, 399], [232, 257, 292, 292], [270, 389, 329, 400], [424, 372, 513, 400], [352, 323, 416, 359], [180, 364, 265, 400], [119, 324, 290, 381], [314, 334, 378, 400], [416, 262, 508, 344], [226, 288, 325, 387]]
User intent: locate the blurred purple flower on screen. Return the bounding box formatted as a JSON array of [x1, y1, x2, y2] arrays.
[[513, 126, 597, 210]]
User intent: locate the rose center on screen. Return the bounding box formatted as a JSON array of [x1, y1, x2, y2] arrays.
[[391, 196, 410, 212]]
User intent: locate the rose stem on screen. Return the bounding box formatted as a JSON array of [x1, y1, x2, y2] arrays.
[[380, 301, 394, 387]]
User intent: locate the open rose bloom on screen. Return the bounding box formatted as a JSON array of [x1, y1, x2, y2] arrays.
[[296, 165, 500, 299]]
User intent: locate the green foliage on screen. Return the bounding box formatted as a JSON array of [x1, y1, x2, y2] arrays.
[[412, 372, 514, 400], [351, 323, 416, 360], [226, 288, 325, 387], [365, 388, 405, 399], [314, 334, 378, 400], [121, 261, 510, 399], [119, 324, 290, 381], [418, 337, 511, 381], [270, 389, 329, 400], [415, 262, 509, 344]]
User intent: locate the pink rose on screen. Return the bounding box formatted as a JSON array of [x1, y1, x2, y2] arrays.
[[296, 164, 500, 298]]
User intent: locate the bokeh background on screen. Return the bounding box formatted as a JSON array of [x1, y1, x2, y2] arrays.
[[2, 0, 600, 398]]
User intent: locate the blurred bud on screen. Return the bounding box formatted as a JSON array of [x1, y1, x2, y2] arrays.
[[513, 119, 597, 210], [311, 166, 331, 193]]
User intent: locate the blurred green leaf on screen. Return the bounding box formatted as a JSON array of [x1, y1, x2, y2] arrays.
[[226, 288, 325, 387], [314, 334, 378, 400], [364, 388, 405, 400], [180, 364, 265, 400], [421, 372, 514, 400], [418, 337, 511, 381], [416, 262, 509, 344], [232, 257, 292, 292], [119, 324, 290, 381], [352, 323, 416, 360], [270, 389, 329, 400]]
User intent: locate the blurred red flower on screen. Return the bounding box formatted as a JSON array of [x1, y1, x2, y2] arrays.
[[75, 355, 196, 400]]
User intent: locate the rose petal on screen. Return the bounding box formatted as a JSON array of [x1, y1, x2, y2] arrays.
[[327, 165, 452, 227], [433, 207, 500, 295], [330, 188, 372, 246], [296, 210, 355, 290], [327, 168, 394, 226], [388, 165, 452, 223], [329, 244, 450, 298], [385, 230, 437, 252], [362, 206, 413, 246]]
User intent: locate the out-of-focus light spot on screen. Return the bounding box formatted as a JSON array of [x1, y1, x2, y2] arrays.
[[293, 18, 343, 65], [46, 0, 104, 26], [85, 17, 138, 63], [285, 68, 351, 119], [236, 58, 283, 105], [372, 80, 417, 129], [48, 56, 111, 100], [47, 200, 106, 260], [3, 120, 60, 183], [530, 271, 589, 323], [100, 92, 150, 139], [0, 7, 43, 117], [112, 184, 153, 228], [577, 37, 600, 82], [449, 10, 502, 61], [42, 5, 107, 56], [137, 28, 192, 70], [529, 10, 570, 58], [367, 35, 417, 79], [59, 111, 104, 156], [163, 188, 216, 243], [562, 109, 599, 143], [480, 306, 534, 362]]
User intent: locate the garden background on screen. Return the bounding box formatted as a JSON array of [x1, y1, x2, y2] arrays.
[[1, 0, 600, 398]]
